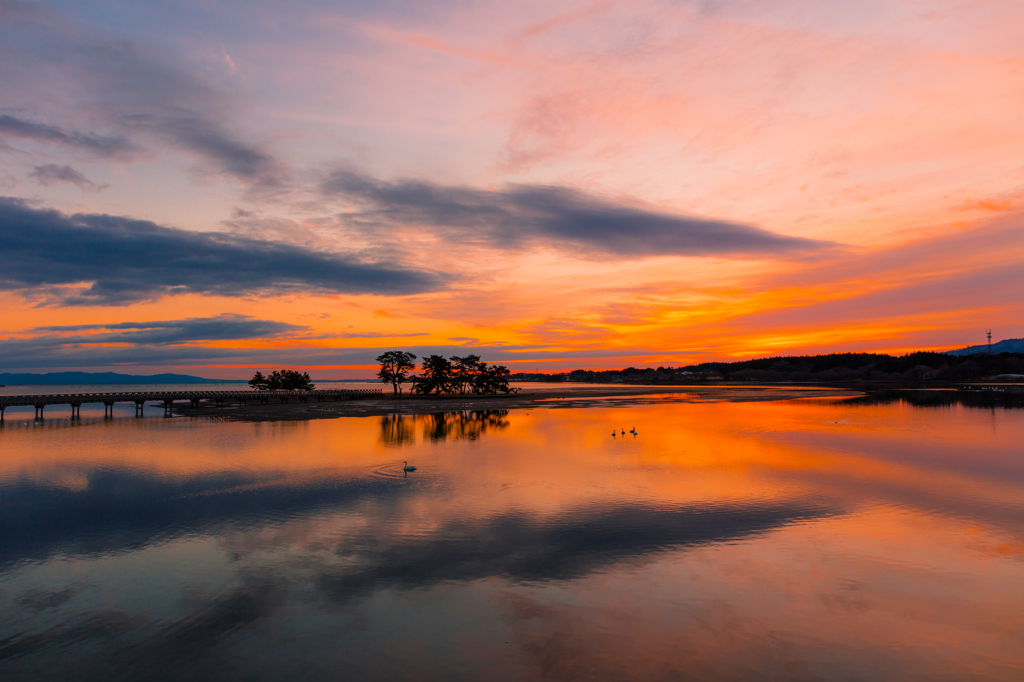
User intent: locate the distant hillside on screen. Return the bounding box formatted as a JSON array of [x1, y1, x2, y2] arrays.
[[518, 350, 1024, 384], [947, 338, 1024, 356], [0, 372, 241, 386]]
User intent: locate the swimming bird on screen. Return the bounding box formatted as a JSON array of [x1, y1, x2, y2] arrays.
[[403, 461, 417, 472], [621, 428, 625, 435], [611, 430, 617, 437]]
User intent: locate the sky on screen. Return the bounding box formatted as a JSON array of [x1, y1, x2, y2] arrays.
[[1, 0, 1022, 377]]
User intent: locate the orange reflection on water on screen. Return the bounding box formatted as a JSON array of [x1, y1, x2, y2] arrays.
[[3, 397, 1024, 679], [4, 398, 1023, 516]]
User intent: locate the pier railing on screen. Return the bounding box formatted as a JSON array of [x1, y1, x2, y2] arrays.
[[0, 389, 382, 419]]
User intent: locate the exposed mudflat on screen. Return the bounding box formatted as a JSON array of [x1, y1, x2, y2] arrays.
[[175, 384, 863, 422]]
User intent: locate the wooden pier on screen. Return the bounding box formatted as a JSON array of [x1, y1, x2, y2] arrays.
[[0, 389, 382, 420]]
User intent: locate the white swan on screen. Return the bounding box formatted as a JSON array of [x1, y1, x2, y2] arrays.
[[403, 461, 417, 472]]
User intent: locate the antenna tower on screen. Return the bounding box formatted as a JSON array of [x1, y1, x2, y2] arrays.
[[986, 329, 992, 354]]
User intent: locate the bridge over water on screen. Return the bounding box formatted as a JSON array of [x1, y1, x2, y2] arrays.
[[0, 389, 382, 420]]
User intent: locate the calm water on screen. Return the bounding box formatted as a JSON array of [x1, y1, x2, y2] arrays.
[[0, 381, 385, 397], [1, 396, 1023, 681]]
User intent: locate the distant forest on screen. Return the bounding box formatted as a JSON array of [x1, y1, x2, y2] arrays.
[[511, 352, 1024, 384]]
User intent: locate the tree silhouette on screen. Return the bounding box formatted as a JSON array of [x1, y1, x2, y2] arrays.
[[473, 362, 516, 394], [451, 354, 484, 394], [248, 371, 269, 391], [411, 354, 456, 394], [376, 351, 418, 394]]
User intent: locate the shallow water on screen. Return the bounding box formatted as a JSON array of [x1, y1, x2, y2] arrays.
[[1, 397, 1023, 681], [0, 380, 384, 397]]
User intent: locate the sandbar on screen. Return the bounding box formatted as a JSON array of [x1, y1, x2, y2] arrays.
[[175, 384, 863, 422]]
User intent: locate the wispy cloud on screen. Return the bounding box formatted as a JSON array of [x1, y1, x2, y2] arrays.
[[155, 116, 278, 181], [28, 164, 108, 192], [334, 331, 429, 339], [0, 7, 284, 187], [0, 198, 449, 305], [80, 39, 285, 186], [29, 314, 308, 345], [0, 328, 668, 372], [0, 114, 139, 160]]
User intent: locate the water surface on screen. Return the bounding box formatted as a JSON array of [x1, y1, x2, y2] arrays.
[[2, 397, 1022, 680]]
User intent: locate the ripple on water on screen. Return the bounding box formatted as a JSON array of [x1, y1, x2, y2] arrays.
[[370, 462, 426, 480]]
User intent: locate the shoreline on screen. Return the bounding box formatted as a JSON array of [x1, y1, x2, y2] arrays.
[[175, 385, 864, 422]]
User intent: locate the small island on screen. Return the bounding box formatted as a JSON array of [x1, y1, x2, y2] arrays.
[[166, 347, 1024, 422]]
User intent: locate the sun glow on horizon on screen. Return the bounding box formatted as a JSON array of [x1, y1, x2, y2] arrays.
[[0, 0, 1022, 375]]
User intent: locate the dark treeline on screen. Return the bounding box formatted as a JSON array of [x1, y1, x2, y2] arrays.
[[511, 352, 1024, 385]]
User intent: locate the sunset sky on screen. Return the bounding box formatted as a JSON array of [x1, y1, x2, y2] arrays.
[[1, 0, 1022, 377]]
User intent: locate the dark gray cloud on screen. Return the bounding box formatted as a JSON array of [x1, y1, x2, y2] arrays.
[[30, 314, 308, 344], [322, 171, 834, 258], [0, 339, 277, 371], [0, 337, 662, 372], [28, 164, 108, 191], [0, 114, 138, 159], [0, 198, 448, 305]]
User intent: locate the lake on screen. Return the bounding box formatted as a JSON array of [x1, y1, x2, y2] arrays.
[[1, 394, 1022, 680]]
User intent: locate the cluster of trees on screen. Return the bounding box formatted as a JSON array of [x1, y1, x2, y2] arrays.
[[376, 351, 517, 395], [248, 369, 315, 391]]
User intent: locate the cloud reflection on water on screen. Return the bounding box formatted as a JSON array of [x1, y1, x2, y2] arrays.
[[312, 500, 836, 603], [0, 464, 833, 584], [0, 582, 286, 682], [0, 469, 390, 569], [2, 399, 1024, 681]]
